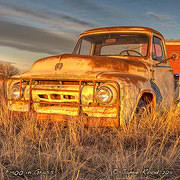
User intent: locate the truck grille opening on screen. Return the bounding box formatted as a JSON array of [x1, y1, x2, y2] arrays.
[[63, 95, 75, 99], [36, 80, 81, 85], [38, 94, 48, 99], [38, 94, 76, 101], [50, 94, 61, 100]]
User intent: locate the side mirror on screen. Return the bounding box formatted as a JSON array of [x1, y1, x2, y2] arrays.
[[153, 53, 179, 67], [170, 53, 179, 61]]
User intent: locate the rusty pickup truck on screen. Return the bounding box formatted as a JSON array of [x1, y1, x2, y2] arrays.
[[5, 27, 179, 127]]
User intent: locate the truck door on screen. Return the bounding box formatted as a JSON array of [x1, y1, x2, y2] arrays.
[[151, 36, 174, 107]]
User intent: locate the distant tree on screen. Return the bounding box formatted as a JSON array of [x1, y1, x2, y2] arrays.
[[0, 63, 20, 78]]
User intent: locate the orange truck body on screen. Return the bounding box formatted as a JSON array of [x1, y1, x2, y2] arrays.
[[166, 41, 180, 75], [166, 41, 180, 103]]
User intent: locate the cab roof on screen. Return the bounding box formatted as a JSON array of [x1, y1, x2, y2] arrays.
[[80, 26, 163, 37]]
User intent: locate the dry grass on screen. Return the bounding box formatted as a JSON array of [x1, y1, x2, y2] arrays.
[[0, 99, 179, 179]]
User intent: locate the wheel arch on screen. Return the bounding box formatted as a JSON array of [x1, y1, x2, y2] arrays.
[[130, 90, 156, 120]]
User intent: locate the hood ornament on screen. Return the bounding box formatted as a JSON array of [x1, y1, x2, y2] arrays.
[[55, 56, 63, 71], [55, 63, 63, 71]]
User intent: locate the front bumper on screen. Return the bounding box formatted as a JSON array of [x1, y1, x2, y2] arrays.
[[6, 77, 120, 127]]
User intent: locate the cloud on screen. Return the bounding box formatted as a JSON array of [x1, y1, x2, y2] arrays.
[[61, 0, 107, 14], [0, 1, 104, 57], [0, 20, 76, 54], [146, 11, 178, 28], [58, 0, 119, 25], [47, 11, 95, 27], [0, 2, 95, 33], [0, 40, 59, 55], [146, 11, 172, 21], [0, 60, 13, 64]]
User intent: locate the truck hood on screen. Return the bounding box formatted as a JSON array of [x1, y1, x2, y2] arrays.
[[21, 54, 149, 79]]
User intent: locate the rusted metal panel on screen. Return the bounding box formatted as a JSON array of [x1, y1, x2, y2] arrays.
[[24, 54, 150, 78], [166, 42, 180, 74]]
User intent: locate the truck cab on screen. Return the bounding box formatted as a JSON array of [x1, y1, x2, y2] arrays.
[[73, 27, 175, 107], [5, 27, 178, 127]]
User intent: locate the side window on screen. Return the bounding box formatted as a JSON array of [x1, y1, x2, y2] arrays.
[[78, 39, 91, 55], [152, 36, 164, 61]]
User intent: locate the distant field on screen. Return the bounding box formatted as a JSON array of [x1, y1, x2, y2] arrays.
[[0, 98, 179, 179]]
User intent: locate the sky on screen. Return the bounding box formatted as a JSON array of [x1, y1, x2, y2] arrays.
[[0, 0, 180, 72]]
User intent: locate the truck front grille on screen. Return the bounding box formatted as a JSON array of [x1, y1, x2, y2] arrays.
[[7, 78, 120, 119]]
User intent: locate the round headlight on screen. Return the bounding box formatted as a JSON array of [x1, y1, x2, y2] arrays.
[[11, 84, 23, 99], [96, 86, 113, 104]]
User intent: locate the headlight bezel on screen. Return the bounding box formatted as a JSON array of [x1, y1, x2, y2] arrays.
[[95, 86, 113, 104], [10, 83, 24, 100]]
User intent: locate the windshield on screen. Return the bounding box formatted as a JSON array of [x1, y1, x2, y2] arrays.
[[73, 33, 149, 57]]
